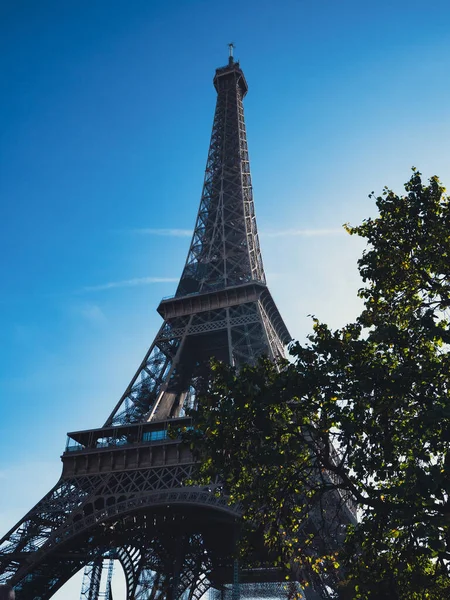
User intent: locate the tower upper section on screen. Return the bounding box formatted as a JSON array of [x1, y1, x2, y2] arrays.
[[103, 54, 290, 427], [176, 57, 265, 297], [213, 57, 248, 96]]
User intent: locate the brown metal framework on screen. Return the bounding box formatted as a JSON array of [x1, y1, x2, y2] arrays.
[[104, 56, 289, 428], [0, 54, 355, 600]]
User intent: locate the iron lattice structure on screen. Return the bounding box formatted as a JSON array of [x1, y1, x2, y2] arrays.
[[104, 55, 289, 429], [0, 53, 356, 600]]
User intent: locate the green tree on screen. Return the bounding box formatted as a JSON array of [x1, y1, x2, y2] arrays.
[[183, 171, 450, 599]]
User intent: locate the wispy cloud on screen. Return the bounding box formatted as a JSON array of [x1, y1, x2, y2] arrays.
[[127, 227, 344, 239], [263, 228, 345, 238], [131, 228, 192, 237], [80, 277, 178, 293], [77, 303, 107, 324]]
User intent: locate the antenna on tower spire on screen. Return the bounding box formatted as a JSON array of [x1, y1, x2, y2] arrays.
[[228, 42, 235, 65]]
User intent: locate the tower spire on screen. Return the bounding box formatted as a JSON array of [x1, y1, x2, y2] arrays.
[[228, 42, 235, 65]]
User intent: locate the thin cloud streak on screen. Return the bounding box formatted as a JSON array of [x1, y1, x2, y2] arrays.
[[132, 228, 192, 237], [80, 277, 178, 293], [130, 227, 344, 238], [264, 228, 345, 238]]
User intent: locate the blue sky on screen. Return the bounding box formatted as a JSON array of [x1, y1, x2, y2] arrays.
[[2, 0, 450, 596]]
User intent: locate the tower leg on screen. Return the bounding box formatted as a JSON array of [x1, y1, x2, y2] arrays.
[[166, 535, 186, 600], [80, 558, 103, 600], [148, 572, 161, 600], [104, 557, 115, 600], [134, 567, 161, 600], [116, 546, 142, 600], [231, 559, 239, 600]]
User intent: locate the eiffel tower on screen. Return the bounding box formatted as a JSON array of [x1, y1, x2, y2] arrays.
[[0, 47, 356, 600]]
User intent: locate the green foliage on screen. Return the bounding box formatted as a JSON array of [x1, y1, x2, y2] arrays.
[[183, 171, 450, 598]]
